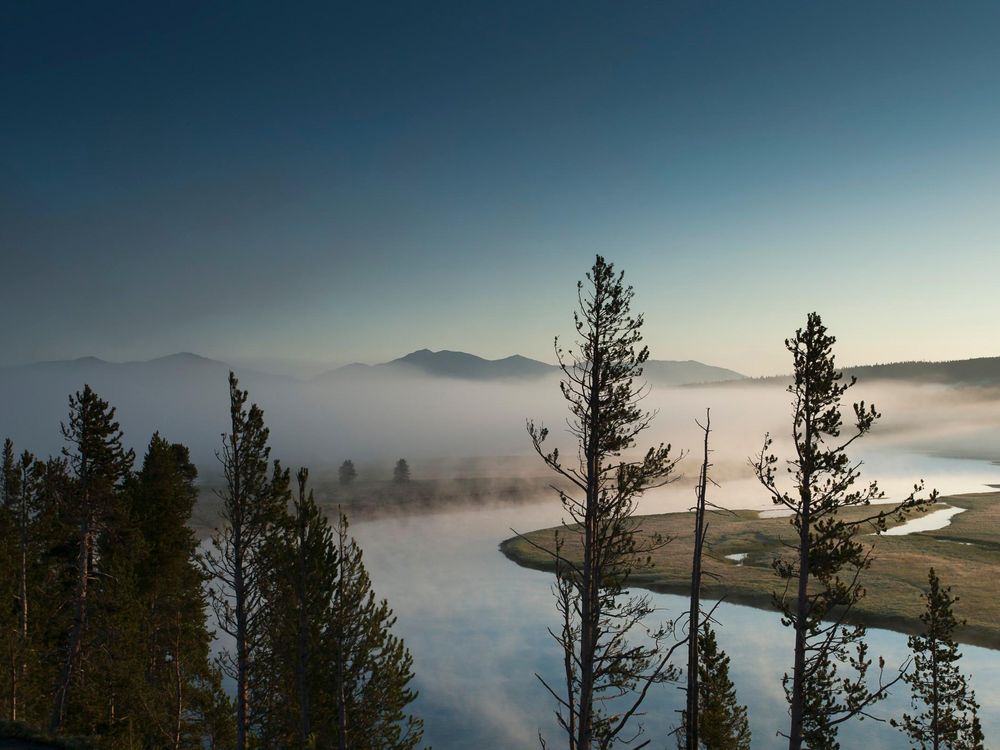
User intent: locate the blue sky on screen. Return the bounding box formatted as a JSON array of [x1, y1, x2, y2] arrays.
[[2, 1, 999, 375]]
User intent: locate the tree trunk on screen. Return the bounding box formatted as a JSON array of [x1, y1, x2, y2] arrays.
[[685, 412, 711, 750], [788, 511, 810, 750], [337, 521, 347, 750], [235, 543, 248, 750], [787, 390, 814, 750], [931, 617, 940, 750], [51, 520, 92, 732], [15, 468, 29, 722], [173, 626, 183, 750], [296, 486, 312, 745], [576, 321, 602, 750]]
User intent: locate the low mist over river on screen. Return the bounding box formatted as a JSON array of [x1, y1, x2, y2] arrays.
[[347, 452, 1000, 749], [4, 352, 1000, 475]]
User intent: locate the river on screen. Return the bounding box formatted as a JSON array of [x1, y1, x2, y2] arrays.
[[348, 453, 1000, 749]]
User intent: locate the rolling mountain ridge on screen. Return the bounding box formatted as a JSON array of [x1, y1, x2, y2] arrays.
[[316, 349, 746, 385]]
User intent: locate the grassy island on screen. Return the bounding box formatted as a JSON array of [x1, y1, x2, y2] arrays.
[[500, 491, 1000, 649]]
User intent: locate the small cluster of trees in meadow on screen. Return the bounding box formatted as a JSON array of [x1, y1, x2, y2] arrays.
[[525, 256, 986, 750], [336, 458, 410, 486], [0, 375, 423, 749]]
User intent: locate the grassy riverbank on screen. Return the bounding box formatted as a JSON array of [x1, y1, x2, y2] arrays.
[[500, 492, 1000, 649]]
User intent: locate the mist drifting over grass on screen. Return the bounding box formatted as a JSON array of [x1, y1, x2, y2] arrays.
[[1, 355, 998, 501]]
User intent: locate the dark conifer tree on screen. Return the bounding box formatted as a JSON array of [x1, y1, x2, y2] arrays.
[[392, 459, 410, 484], [338, 460, 357, 486], [256, 467, 332, 748], [129, 434, 233, 749], [687, 623, 750, 750], [751, 313, 933, 750], [0, 438, 21, 720], [27, 456, 74, 723], [893, 568, 984, 750], [203, 373, 289, 750], [326, 512, 422, 749], [50, 385, 135, 733], [2, 447, 48, 725], [87, 476, 147, 741], [527, 256, 680, 750], [258, 471, 423, 749]]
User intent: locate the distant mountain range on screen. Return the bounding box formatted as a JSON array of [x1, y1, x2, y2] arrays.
[[27, 351, 263, 377], [317, 349, 746, 386], [319, 349, 555, 382], [2, 349, 999, 465], [11, 350, 1000, 388], [0, 349, 745, 463]]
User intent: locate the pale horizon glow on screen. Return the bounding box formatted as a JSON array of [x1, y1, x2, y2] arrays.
[[3, 2, 999, 377]]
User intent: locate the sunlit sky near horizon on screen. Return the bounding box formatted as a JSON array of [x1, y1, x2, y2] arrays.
[[3, 1, 1000, 377]]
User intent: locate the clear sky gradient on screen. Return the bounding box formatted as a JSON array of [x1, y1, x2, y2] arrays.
[[3, 1, 999, 376]]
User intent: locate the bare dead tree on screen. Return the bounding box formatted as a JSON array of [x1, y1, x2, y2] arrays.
[[684, 411, 712, 750]]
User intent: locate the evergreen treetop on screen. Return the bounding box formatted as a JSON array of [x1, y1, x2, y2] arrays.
[[894, 568, 983, 750]]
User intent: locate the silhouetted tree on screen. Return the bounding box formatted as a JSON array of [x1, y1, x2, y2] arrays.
[[0, 439, 22, 720], [526, 255, 681, 750], [683, 413, 712, 750], [892, 568, 984, 750], [678, 623, 751, 750], [0, 398, 235, 746], [130, 434, 232, 749], [338, 460, 357, 486], [751, 313, 934, 750], [11, 451, 43, 724], [678, 414, 749, 750], [258, 471, 423, 749], [20, 456, 72, 726], [392, 459, 410, 484], [203, 373, 289, 750], [50, 386, 134, 732], [327, 512, 422, 749]]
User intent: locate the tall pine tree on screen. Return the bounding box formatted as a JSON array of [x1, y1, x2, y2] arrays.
[[257, 470, 423, 749], [893, 568, 984, 750], [326, 511, 422, 749], [751, 313, 932, 750], [129, 434, 234, 750], [0, 439, 21, 720], [677, 623, 750, 750], [527, 256, 680, 749], [203, 373, 289, 750], [1, 446, 48, 725], [50, 386, 134, 733]]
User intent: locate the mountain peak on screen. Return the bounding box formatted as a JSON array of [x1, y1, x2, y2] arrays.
[[149, 352, 218, 364], [387, 349, 551, 380]]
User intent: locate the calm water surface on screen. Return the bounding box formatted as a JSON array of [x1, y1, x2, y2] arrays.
[[350, 454, 1000, 749]]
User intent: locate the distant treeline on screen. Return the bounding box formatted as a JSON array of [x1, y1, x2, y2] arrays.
[[729, 355, 1000, 388]]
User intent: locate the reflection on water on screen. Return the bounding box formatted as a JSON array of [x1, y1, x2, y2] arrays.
[[349, 456, 1000, 749], [882, 505, 966, 536]]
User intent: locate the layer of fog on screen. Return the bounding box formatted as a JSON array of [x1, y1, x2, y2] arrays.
[[2, 359, 999, 500]]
